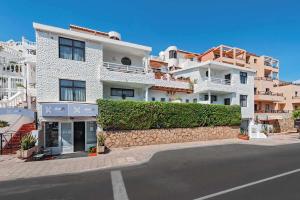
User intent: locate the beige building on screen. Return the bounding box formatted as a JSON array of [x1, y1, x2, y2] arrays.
[[198, 44, 300, 124]]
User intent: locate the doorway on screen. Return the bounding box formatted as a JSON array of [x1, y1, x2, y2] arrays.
[[74, 122, 85, 152]]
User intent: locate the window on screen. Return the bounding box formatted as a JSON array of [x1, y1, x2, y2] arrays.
[[266, 88, 270, 94], [254, 59, 257, 63], [240, 72, 247, 84], [121, 57, 132, 66], [211, 95, 217, 102], [204, 95, 209, 101], [224, 98, 231, 105], [59, 37, 85, 61], [193, 98, 197, 103], [161, 98, 166, 102], [204, 94, 217, 103], [295, 91, 298, 97], [205, 71, 209, 77], [240, 95, 248, 107], [60, 79, 86, 101], [45, 122, 59, 148], [169, 50, 177, 59], [254, 87, 257, 94], [151, 97, 155, 101], [111, 88, 134, 99], [186, 99, 189, 103], [265, 104, 270, 112]]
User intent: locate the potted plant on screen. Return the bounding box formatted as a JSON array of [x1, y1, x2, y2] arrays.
[[0, 120, 9, 128], [97, 133, 106, 154], [88, 146, 97, 157], [238, 128, 249, 140], [16, 134, 38, 159]]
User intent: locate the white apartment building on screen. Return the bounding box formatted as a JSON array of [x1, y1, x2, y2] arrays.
[[34, 23, 154, 154], [0, 37, 36, 109], [150, 46, 255, 126], [33, 23, 255, 154]]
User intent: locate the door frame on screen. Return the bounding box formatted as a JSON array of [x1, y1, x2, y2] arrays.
[[73, 121, 86, 152], [43, 121, 61, 155]]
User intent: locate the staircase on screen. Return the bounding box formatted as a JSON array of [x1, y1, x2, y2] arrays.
[[0, 92, 26, 108], [1, 122, 36, 154]]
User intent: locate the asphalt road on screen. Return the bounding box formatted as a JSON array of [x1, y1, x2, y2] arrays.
[[1, 143, 300, 200]]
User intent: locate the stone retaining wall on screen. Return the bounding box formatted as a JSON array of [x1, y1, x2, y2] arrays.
[[103, 126, 240, 148], [270, 118, 296, 134]]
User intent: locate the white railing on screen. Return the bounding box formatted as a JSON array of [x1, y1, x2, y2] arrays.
[[103, 62, 146, 74], [0, 92, 25, 108], [154, 79, 191, 90], [198, 100, 210, 104], [204, 77, 231, 85]]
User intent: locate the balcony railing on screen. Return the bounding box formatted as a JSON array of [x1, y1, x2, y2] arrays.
[[103, 62, 146, 74], [292, 96, 300, 99], [204, 77, 231, 85], [255, 77, 273, 81], [255, 91, 283, 96], [255, 110, 291, 114]]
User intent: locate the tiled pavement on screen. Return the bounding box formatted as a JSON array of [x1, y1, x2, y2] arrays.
[[0, 133, 299, 182]]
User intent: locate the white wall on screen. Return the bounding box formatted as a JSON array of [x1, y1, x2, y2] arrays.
[[36, 30, 103, 119], [172, 65, 255, 119], [149, 90, 199, 102], [103, 84, 146, 101], [103, 49, 144, 67]]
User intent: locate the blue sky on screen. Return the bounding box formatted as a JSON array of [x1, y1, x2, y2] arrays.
[[1, 0, 300, 81]]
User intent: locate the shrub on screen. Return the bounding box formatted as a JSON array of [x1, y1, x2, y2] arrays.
[[292, 110, 300, 119], [97, 99, 241, 131], [0, 120, 9, 128], [20, 134, 36, 150]]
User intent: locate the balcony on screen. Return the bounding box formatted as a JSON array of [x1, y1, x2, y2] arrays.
[[100, 62, 155, 85], [292, 96, 300, 103], [254, 77, 273, 81], [194, 77, 236, 93], [103, 62, 146, 74], [150, 72, 193, 93], [255, 91, 285, 102], [255, 110, 291, 120]]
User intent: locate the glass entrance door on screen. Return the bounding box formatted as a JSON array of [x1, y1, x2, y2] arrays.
[[61, 122, 73, 154]]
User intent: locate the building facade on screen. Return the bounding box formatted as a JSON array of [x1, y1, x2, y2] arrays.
[[32, 23, 257, 154], [197, 44, 300, 125], [0, 37, 36, 109], [34, 23, 154, 154]]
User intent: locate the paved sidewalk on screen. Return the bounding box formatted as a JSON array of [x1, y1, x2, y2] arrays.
[[0, 133, 299, 182]]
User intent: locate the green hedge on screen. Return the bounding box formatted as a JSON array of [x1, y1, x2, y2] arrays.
[[97, 99, 241, 131]]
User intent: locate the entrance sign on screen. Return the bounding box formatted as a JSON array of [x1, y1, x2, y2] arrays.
[[41, 103, 98, 117]]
